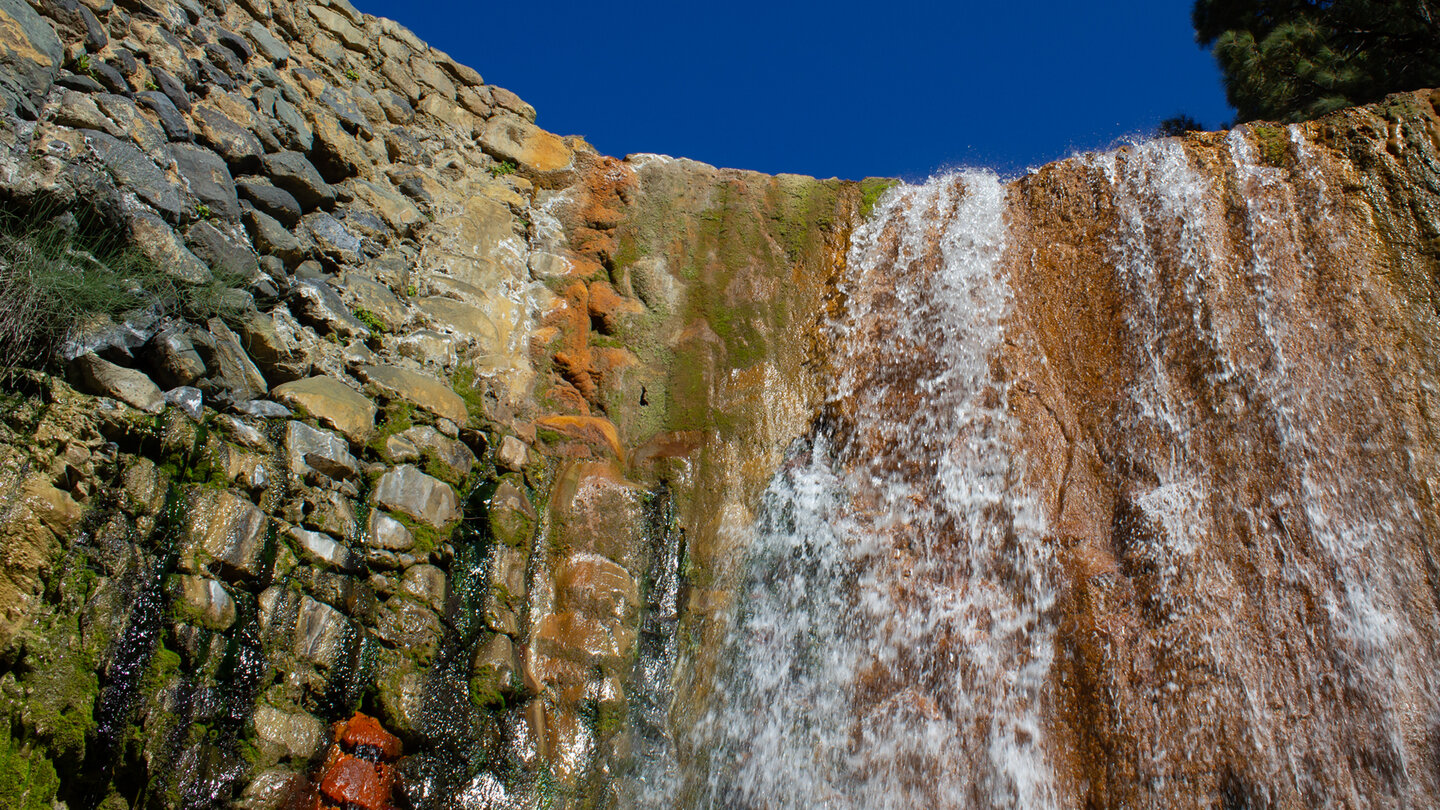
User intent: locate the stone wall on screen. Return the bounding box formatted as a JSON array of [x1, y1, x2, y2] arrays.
[[0, 0, 881, 807]]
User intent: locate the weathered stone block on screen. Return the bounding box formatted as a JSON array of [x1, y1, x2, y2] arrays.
[[285, 420, 358, 480], [72, 353, 165, 413], [371, 464, 459, 529], [357, 365, 467, 426], [271, 376, 376, 443], [181, 487, 270, 580]]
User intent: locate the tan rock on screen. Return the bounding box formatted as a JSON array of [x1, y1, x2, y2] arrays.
[[253, 704, 325, 761], [398, 564, 447, 613], [416, 93, 470, 131], [72, 354, 165, 413], [417, 297, 501, 349], [532, 610, 630, 667], [489, 86, 536, 122], [408, 55, 455, 98], [344, 179, 422, 234], [497, 435, 528, 472], [472, 633, 519, 688], [392, 329, 459, 371], [307, 5, 367, 51], [365, 510, 414, 552], [171, 575, 238, 629], [423, 195, 524, 290], [557, 553, 639, 626], [181, 487, 270, 581], [309, 112, 372, 181], [285, 420, 358, 480], [357, 364, 467, 426], [271, 376, 376, 444], [479, 114, 574, 174]]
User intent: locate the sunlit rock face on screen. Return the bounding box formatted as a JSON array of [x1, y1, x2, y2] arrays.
[[683, 90, 1440, 809], [0, 0, 1437, 800]]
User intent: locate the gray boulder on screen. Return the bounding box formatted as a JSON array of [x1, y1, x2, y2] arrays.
[[261, 151, 335, 210], [86, 131, 183, 218], [372, 465, 460, 529], [72, 353, 165, 413], [0, 0, 62, 118], [181, 487, 270, 580], [285, 420, 358, 480], [169, 143, 240, 220]]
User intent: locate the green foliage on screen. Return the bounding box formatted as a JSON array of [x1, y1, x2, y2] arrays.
[[0, 723, 60, 810], [488, 160, 518, 178], [1157, 114, 1207, 136], [0, 207, 252, 374], [353, 308, 386, 333], [194, 203, 213, 220], [1193, 0, 1440, 123], [345, 68, 360, 81]]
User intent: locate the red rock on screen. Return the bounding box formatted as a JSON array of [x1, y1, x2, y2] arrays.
[[318, 752, 392, 810], [333, 712, 403, 761]]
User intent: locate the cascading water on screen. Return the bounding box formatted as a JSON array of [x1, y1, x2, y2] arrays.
[[689, 172, 1059, 809], [672, 121, 1440, 809]]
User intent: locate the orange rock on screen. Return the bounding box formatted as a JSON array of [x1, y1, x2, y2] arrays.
[[587, 280, 645, 334], [318, 752, 392, 810], [333, 713, 402, 761], [535, 415, 624, 461]]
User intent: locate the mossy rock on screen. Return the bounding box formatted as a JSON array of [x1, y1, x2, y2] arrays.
[[0, 722, 60, 810], [488, 477, 537, 549]]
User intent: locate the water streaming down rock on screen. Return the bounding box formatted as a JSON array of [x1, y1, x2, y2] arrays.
[[0, 3, 1436, 802], [677, 113, 1440, 809], [690, 173, 1060, 808]]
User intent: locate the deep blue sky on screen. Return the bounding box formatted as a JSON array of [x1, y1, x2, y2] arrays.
[[356, 1, 1234, 181]]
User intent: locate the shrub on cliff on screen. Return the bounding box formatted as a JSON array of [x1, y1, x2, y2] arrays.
[[0, 208, 247, 375], [1193, 0, 1440, 122]]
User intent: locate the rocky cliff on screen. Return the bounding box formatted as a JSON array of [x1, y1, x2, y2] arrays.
[[0, 0, 1437, 808], [0, 0, 879, 807]]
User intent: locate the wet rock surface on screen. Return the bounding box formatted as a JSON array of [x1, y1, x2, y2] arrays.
[[0, 0, 1435, 806]]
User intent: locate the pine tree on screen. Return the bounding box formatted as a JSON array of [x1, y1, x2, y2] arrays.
[[1193, 0, 1440, 122]]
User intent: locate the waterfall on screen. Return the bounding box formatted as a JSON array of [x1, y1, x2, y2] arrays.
[[689, 172, 1060, 809], [680, 127, 1440, 808]]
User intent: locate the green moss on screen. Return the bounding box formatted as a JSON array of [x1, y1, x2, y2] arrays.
[[366, 402, 415, 459], [450, 365, 490, 427], [489, 501, 536, 551], [0, 723, 60, 810], [468, 672, 507, 710], [859, 177, 901, 219], [389, 511, 454, 556], [353, 308, 387, 333], [1252, 123, 1290, 166]]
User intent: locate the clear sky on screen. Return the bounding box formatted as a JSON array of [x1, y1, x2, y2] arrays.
[[355, 1, 1235, 182]]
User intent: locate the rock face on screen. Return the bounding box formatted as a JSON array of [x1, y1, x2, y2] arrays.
[[0, 0, 1436, 807], [680, 96, 1440, 810]]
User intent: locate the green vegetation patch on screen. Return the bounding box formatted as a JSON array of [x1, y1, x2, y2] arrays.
[[859, 178, 901, 219], [0, 722, 60, 810], [1251, 123, 1290, 166], [0, 206, 251, 374]]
